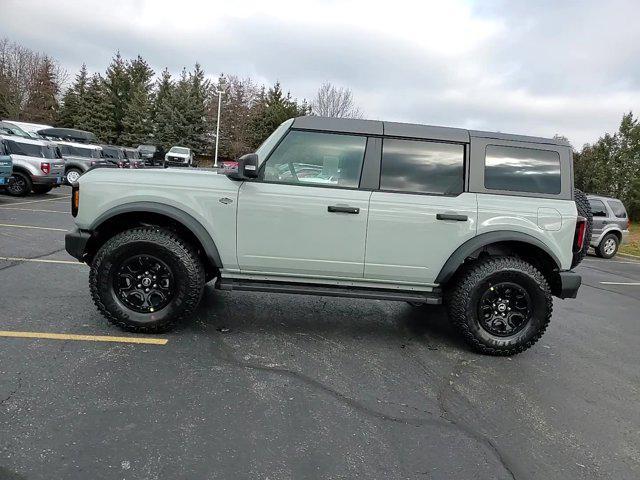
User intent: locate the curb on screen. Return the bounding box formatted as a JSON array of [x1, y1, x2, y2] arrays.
[[617, 252, 640, 261]]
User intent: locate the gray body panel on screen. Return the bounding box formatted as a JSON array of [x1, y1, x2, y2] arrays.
[[588, 194, 630, 246]]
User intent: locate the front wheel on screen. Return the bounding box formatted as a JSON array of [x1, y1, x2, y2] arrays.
[[596, 233, 619, 259], [65, 168, 82, 184], [447, 257, 552, 356], [90, 227, 205, 332]]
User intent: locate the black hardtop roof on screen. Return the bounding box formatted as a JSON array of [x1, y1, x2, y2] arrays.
[[291, 116, 570, 147], [38, 127, 98, 143]]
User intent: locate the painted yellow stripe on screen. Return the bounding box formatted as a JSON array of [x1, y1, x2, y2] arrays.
[[0, 206, 67, 213], [1, 195, 71, 206], [0, 330, 167, 345], [0, 256, 81, 265], [0, 223, 67, 232]]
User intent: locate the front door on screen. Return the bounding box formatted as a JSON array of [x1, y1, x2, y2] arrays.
[[237, 130, 371, 278], [364, 138, 477, 285]]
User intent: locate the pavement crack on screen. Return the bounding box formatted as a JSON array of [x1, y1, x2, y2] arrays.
[[436, 357, 518, 480], [209, 334, 517, 479], [0, 248, 65, 272], [0, 374, 22, 407]]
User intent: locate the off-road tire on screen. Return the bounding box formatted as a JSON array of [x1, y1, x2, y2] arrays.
[[447, 256, 552, 356], [90, 227, 205, 333], [6, 172, 32, 196], [572, 188, 592, 268], [32, 185, 53, 194], [596, 232, 619, 259]]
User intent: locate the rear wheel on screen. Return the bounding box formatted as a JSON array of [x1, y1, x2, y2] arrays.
[[596, 233, 619, 259], [90, 227, 205, 333], [447, 256, 552, 356], [6, 172, 32, 196], [32, 185, 53, 194]]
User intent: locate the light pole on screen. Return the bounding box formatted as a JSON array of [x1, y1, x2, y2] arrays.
[[214, 90, 223, 167]]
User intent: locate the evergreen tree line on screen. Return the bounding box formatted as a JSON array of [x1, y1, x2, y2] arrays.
[[57, 54, 310, 159], [574, 112, 640, 220]]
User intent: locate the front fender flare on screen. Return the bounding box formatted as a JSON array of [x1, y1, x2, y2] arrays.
[[89, 201, 223, 268]]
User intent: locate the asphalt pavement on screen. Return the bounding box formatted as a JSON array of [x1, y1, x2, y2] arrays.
[[0, 186, 638, 480]]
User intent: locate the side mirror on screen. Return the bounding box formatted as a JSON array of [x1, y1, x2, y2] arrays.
[[228, 153, 259, 180]]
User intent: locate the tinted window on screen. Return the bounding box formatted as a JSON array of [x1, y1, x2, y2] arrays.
[[102, 147, 123, 159], [263, 130, 366, 188], [485, 145, 561, 194], [607, 200, 627, 218], [381, 139, 464, 195], [589, 199, 607, 217], [6, 140, 44, 157]]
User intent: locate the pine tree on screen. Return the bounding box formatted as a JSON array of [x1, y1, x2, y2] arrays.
[[58, 63, 88, 128], [154, 69, 176, 150], [22, 55, 59, 124], [84, 74, 115, 143], [103, 52, 130, 143], [120, 56, 154, 146], [186, 63, 211, 154]]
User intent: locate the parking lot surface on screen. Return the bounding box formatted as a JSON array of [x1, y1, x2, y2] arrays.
[[1, 186, 639, 480]]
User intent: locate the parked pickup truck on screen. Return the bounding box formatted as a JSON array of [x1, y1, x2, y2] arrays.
[[65, 117, 591, 355]]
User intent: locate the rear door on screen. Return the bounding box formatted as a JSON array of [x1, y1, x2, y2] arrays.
[[237, 129, 372, 278], [364, 138, 477, 284], [589, 198, 608, 241]]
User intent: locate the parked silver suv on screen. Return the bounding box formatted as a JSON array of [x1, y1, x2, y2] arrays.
[[56, 141, 112, 183], [1, 135, 65, 196], [66, 117, 590, 356], [588, 195, 629, 258]]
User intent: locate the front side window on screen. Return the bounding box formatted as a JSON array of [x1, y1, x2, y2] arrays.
[[381, 139, 464, 195], [589, 199, 607, 217], [262, 130, 366, 188], [485, 145, 561, 194], [607, 200, 627, 218]]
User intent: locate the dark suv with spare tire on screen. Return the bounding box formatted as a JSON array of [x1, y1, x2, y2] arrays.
[[65, 117, 592, 356]]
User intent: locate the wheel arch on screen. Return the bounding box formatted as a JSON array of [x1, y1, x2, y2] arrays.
[[86, 202, 223, 274], [436, 231, 562, 286]]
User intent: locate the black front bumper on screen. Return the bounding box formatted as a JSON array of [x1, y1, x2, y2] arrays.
[[558, 271, 582, 299], [65, 228, 91, 262]]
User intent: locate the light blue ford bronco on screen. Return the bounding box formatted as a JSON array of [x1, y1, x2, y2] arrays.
[[0, 140, 12, 188], [66, 117, 591, 355]]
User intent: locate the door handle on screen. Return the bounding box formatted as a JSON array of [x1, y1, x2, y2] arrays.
[[328, 205, 360, 214], [436, 213, 468, 222]]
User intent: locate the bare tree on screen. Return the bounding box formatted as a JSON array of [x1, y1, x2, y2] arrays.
[[311, 81, 363, 118]]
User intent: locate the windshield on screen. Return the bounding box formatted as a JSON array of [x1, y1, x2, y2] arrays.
[[256, 118, 294, 164], [169, 147, 189, 154], [125, 149, 140, 159]]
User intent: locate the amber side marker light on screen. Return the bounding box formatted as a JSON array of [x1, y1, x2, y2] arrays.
[[71, 184, 80, 217]]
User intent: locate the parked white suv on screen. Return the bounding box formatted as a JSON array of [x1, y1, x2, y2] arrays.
[[164, 146, 193, 167], [66, 117, 590, 355], [1, 135, 65, 195]]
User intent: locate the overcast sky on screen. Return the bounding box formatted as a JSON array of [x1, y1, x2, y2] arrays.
[[2, 0, 639, 147]]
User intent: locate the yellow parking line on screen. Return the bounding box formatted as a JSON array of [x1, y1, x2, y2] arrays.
[[0, 330, 167, 345], [0, 256, 81, 265], [0, 206, 67, 213], [0, 223, 67, 232], [1, 195, 71, 206]]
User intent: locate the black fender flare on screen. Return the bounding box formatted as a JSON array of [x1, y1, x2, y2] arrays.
[[89, 201, 223, 268], [435, 231, 562, 284]]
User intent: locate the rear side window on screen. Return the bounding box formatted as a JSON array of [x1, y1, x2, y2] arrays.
[[589, 199, 607, 217], [485, 145, 561, 194], [6, 140, 43, 157], [607, 200, 627, 218], [380, 139, 464, 195], [263, 130, 366, 188]]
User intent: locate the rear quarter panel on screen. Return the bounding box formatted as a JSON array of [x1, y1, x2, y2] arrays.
[[75, 168, 241, 270]]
